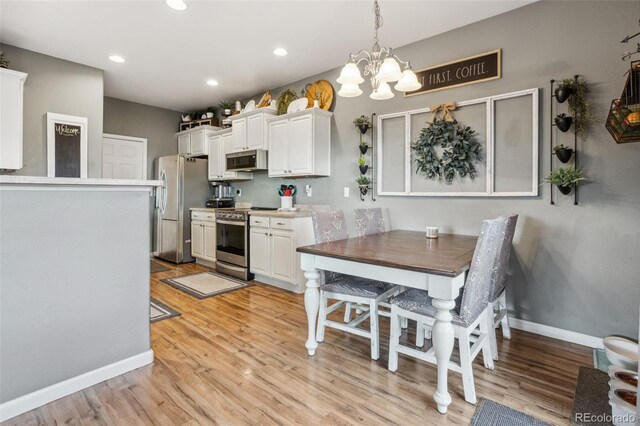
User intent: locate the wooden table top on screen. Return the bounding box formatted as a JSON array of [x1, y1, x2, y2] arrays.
[[297, 230, 478, 277]]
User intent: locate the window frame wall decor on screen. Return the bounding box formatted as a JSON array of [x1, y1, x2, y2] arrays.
[[46, 112, 88, 178], [376, 88, 539, 197]]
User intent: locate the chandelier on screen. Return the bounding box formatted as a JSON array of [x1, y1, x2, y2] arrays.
[[337, 0, 422, 100]]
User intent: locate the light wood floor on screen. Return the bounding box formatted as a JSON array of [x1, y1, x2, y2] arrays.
[[5, 261, 591, 425]]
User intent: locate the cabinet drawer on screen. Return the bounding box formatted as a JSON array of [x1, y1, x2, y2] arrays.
[[204, 213, 216, 222], [191, 211, 204, 220], [271, 218, 293, 230], [250, 216, 270, 228]]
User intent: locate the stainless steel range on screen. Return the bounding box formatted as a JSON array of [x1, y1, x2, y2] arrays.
[[215, 207, 277, 281]]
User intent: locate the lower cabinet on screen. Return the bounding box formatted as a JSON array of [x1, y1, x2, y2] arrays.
[[191, 210, 216, 264], [249, 215, 314, 293]]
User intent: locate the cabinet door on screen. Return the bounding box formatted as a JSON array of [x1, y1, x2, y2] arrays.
[[203, 223, 217, 262], [268, 118, 289, 177], [0, 70, 25, 170], [191, 222, 204, 258], [221, 132, 237, 179], [190, 129, 206, 156], [249, 229, 270, 276], [247, 114, 266, 150], [178, 133, 191, 156], [289, 115, 314, 175], [270, 230, 294, 282], [207, 135, 222, 180], [232, 117, 247, 151]]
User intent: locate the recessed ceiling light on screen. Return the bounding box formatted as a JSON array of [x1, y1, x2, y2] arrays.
[[206, 79, 219, 86], [109, 55, 125, 63], [166, 0, 187, 11], [273, 48, 288, 57]]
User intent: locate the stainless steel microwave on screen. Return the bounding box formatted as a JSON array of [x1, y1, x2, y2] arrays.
[[226, 149, 268, 172]]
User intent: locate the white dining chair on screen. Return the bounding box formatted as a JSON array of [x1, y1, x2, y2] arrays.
[[387, 216, 508, 404], [313, 210, 401, 360], [488, 214, 518, 360], [354, 207, 385, 237]]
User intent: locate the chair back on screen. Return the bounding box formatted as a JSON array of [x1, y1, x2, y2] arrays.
[[490, 215, 518, 301], [311, 210, 349, 244], [354, 208, 385, 237], [458, 217, 508, 324]]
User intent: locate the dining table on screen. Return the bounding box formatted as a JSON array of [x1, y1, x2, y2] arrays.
[[297, 229, 478, 414]]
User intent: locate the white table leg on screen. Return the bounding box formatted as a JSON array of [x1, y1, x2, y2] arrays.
[[303, 268, 321, 356], [431, 297, 456, 414]]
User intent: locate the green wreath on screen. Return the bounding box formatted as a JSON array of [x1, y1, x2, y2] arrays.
[[412, 118, 482, 182]]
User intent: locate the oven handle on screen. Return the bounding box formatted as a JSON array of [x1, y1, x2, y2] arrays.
[[216, 219, 245, 226]]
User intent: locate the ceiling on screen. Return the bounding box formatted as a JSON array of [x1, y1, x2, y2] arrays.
[[1, 1, 533, 112]]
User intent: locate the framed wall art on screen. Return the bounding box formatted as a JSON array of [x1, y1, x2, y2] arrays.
[[46, 113, 88, 178]]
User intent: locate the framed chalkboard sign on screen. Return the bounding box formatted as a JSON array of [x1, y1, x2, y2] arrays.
[[46, 113, 88, 178]]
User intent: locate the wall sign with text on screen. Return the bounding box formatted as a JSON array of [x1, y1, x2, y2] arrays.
[[46, 113, 88, 178], [405, 49, 501, 97]]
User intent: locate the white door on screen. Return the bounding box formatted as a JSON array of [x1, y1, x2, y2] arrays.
[[232, 117, 247, 151], [102, 134, 147, 179], [271, 230, 294, 282], [191, 222, 204, 258], [268, 119, 289, 177], [247, 114, 265, 150], [249, 229, 270, 275], [207, 135, 222, 180], [289, 115, 313, 175], [221, 132, 236, 179], [203, 223, 216, 262]]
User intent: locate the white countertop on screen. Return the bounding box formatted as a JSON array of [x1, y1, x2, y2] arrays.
[[0, 175, 162, 188], [248, 210, 313, 218]]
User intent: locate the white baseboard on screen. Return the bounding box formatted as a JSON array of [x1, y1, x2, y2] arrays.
[[509, 318, 603, 349], [0, 350, 154, 422]]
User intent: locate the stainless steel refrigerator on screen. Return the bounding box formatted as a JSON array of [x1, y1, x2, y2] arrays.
[[154, 155, 209, 263]]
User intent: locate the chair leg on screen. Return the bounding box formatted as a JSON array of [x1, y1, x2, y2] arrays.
[[344, 302, 352, 323], [388, 307, 401, 371], [416, 322, 425, 348], [369, 301, 380, 360], [479, 309, 495, 369], [458, 331, 477, 404], [499, 292, 511, 339], [316, 292, 327, 342]]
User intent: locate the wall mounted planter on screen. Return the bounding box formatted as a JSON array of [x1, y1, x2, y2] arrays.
[[557, 185, 573, 195], [555, 147, 574, 163], [359, 144, 369, 155], [359, 164, 369, 175], [555, 115, 573, 132], [358, 124, 370, 135], [554, 85, 573, 103]]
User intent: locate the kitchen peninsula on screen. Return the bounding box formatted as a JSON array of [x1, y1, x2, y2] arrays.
[[0, 176, 161, 420]]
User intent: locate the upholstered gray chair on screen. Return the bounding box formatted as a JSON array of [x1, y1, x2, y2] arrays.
[[488, 214, 518, 360], [312, 210, 400, 360], [354, 208, 385, 237], [388, 216, 508, 404]]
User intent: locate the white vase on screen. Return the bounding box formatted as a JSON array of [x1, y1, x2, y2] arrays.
[[280, 196, 293, 210]]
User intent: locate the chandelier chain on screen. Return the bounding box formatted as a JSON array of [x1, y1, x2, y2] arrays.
[[372, 0, 383, 52]]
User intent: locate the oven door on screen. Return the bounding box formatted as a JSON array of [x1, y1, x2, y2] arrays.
[[216, 219, 248, 267]]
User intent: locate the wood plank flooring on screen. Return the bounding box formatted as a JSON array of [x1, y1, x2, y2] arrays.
[[4, 261, 592, 425]]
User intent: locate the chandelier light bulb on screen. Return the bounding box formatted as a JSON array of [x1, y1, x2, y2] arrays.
[[394, 69, 422, 92], [375, 58, 403, 83], [337, 62, 364, 85], [338, 83, 363, 98], [370, 82, 394, 100]]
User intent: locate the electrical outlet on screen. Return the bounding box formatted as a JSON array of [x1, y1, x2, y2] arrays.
[[236, 189, 241, 197], [343, 187, 350, 197], [305, 185, 312, 197]]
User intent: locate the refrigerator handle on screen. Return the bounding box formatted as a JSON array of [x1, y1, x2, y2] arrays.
[[159, 170, 168, 214]]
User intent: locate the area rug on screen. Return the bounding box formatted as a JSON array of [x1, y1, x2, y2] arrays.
[[470, 399, 551, 426], [161, 271, 250, 299], [151, 260, 170, 274], [150, 297, 181, 323]]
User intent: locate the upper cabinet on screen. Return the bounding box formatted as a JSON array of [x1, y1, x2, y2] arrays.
[[207, 129, 252, 182], [229, 109, 277, 152], [0, 69, 28, 170], [267, 108, 332, 178], [177, 125, 220, 158]]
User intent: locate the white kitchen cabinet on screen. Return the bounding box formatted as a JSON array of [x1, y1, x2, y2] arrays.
[[191, 210, 216, 266], [249, 214, 315, 293], [0, 68, 28, 170], [207, 129, 252, 181], [267, 108, 332, 178], [176, 125, 220, 158], [229, 109, 277, 152]]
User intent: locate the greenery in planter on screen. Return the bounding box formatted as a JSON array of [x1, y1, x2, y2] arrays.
[[356, 175, 370, 186], [560, 78, 593, 140], [218, 101, 234, 111], [353, 115, 371, 127], [543, 166, 587, 188], [412, 119, 482, 183], [358, 156, 366, 166], [552, 144, 570, 153]]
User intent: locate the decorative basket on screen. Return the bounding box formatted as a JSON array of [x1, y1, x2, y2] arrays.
[[606, 60, 640, 144]]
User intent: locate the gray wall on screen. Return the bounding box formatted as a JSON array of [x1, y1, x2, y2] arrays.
[[0, 44, 104, 177], [103, 96, 183, 180], [234, 1, 640, 339], [0, 188, 151, 403]]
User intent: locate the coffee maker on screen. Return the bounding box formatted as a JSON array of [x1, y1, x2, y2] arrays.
[[206, 182, 235, 208]]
